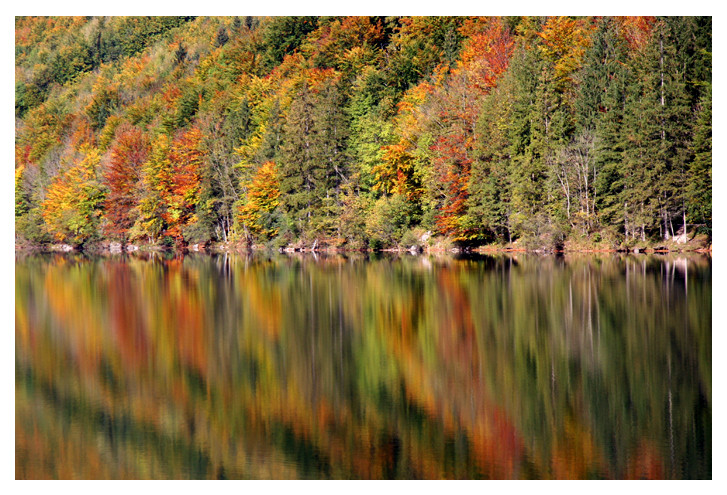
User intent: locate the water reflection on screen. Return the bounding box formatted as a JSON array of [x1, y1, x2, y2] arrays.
[[15, 252, 711, 479]]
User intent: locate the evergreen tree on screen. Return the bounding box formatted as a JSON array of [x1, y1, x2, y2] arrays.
[[620, 18, 693, 242], [216, 26, 230, 47], [466, 79, 513, 243], [309, 78, 349, 236], [279, 83, 316, 237], [578, 17, 631, 237], [687, 83, 711, 235]]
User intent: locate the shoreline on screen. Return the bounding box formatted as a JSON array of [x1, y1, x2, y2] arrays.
[[14, 240, 713, 257]]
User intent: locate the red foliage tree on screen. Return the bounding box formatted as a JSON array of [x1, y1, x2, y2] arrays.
[[103, 125, 150, 243], [431, 17, 514, 239]]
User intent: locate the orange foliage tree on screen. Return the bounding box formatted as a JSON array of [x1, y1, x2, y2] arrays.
[[103, 125, 149, 243], [133, 128, 205, 246], [165, 127, 205, 242]]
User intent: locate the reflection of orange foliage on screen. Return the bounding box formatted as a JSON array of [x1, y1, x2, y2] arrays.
[[241, 266, 282, 338], [436, 267, 478, 371], [623, 441, 664, 480], [16, 409, 128, 479], [548, 415, 603, 479], [18, 256, 677, 480], [465, 408, 524, 479], [15, 296, 30, 348], [369, 264, 528, 478], [41, 258, 104, 374], [108, 263, 149, 369], [162, 258, 208, 375]]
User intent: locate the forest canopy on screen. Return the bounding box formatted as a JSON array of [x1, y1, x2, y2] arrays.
[[14, 16, 712, 251]]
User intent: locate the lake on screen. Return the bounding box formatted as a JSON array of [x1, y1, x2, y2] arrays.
[[15, 252, 711, 479]]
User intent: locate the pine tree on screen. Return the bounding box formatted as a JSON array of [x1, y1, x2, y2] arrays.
[[15, 165, 31, 220], [279, 83, 316, 237], [620, 18, 693, 242], [687, 83, 711, 235], [309, 78, 349, 237], [578, 17, 631, 237], [465, 78, 513, 243]]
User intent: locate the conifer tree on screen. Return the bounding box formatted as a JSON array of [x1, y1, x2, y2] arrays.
[[687, 83, 711, 235], [279, 83, 316, 237], [309, 78, 349, 236]]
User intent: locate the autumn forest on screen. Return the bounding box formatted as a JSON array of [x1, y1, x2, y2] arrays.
[[14, 16, 712, 252]]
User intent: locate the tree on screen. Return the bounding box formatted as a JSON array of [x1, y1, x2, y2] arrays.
[[259, 16, 319, 71], [279, 82, 316, 237], [576, 17, 632, 238], [687, 84, 711, 236], [465, 78, 514, 243], [41, 145, 106, 247], [424, 18, 516, 242], [236, 161, 281, 243], [168, 127, 205, 244], [309, 77, 349, 236], [216, 26, 230, 47], [103, 125, 149, 243], [133, 133, 172, 244], [15, 165, 31, 220], [619, 18, 693, 242], [279, 74, 349, 240]]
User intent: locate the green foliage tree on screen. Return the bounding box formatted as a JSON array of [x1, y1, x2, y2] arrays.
[[687, 84, 711, 235]]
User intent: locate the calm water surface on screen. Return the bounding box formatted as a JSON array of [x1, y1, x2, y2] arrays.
[[15, 252, 711, 479]]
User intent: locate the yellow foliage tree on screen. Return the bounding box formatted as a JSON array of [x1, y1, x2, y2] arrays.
[[237, 161, 281, 242], [41, 145, 105, 246]]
